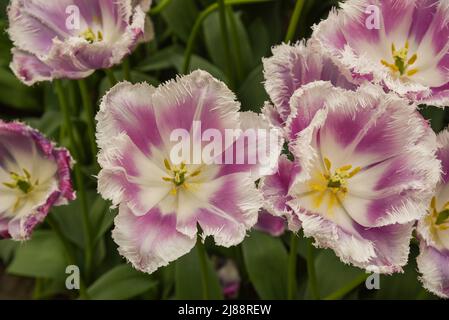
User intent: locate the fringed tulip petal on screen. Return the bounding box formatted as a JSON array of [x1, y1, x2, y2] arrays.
[[417, 129, 449, 298]]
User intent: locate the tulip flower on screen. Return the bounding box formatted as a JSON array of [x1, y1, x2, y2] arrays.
[[0, 121, 74, 240], [277, 81, 440, 273], [7, 0, 153, 85], [312, 0, 449, 106], [417, 129, 449, 298], [96, 70, 282, 274], [262, 41, 357, 126]]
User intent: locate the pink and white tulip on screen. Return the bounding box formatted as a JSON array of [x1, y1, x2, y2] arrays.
[[312, 0, 449, 106], [262, 41, 357, 127], [7, 0, 153, 85], [96, 70, 282, 274], [277, 81, 439, 273], [417, 129, 449, 298], [0, 121, 75, 240]]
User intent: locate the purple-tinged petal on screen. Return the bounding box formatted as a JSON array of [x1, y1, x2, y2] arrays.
[[216, 111, 283, 180], [300, 211, 414, 274], [263, 41, 357, 122], [10, 49, 54, 85], [254, 210, 286, 237], [417, 243, 449, 299], [112, 204, 196, 274], [97, 81, 161, 154], [260, 155, 300, 232], [175, 172, 261, 247]]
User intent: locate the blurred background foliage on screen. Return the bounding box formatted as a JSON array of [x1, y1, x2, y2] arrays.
[[0, 0, 444, 300]]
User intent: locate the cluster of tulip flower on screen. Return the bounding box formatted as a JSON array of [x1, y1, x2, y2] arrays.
[[1, 0, 449, 299]]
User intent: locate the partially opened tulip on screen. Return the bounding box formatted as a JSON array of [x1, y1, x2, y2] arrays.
[[281, 81, 440, 273], [7, 0, 153, 85], [262, 41, 357, 126], [312, 0, 449, 106], [0, 121, 75, 240], [417, 129, 449, 298], [96, 70, 283, 274]]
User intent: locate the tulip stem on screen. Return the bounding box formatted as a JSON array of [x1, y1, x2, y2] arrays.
[[218, 0, 235, 88], [197, 240, 210, 300], [55, 81, 81, 161], [150, 0, 172, 16], [55, 80, 94, 285], [105, 69, 118, 87], [227, 7, 244, 84], [183, 0, 274, 74], [122, 59, 132, 82], [285, 0, 305, 43], [77, 79, 98, 161], [287, 233, 298, 299], [307, 239, 320, 299]]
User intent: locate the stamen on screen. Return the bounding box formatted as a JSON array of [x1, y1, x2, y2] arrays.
[[309, 157, 361, 211], [164, 159, 172, 171], [407, 69, 418, 77], [2, 169, 35, 194], [381, 40, 418, 77], [162, 159, 202, 192], [80, 28, 104, 43]]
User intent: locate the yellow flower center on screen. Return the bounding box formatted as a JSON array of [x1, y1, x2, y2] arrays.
[[80, 28, 103, 43], [428, 197, 449, 231], [381, 41, 418, 77], [2, 169, 39, 213], [162, 159, 201, 196], [2, 169, 37, 194], [308, 157, 361, 212]]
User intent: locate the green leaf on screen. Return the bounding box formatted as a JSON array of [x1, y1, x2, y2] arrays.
[[137, 46, 181, 72], [312, 249, 366, 299], [161, 0, 199, 43], [0, 67, 41, 111], [0, 239, 18, 264], [242, 230, 288, 299], [248, 18, 271, 61], [203, 10, 254, 83], [7, 230, 68, 280], [175, 246, 224, 300], [51, 192, 115, 249], [237, 64, 268, 112], [24, 110, 62, 139], [87, 264, 157, 300], [172, 53, 229, 84]]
